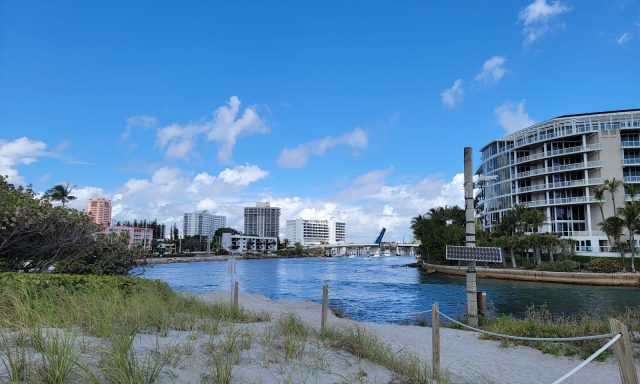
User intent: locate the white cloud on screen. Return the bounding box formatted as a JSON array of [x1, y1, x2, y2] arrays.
[[440, 79, 465, 108], [0, 137, 49, 185], [218, 164, 269, 187], [121, 115, 157, 140], [519, 0, 571, 45], [495, 101, 535, 135], [277, 127, 368, 168], [615, 32, 632, 45], [155, 96, 268, 163], [475, 56, 507, 85]]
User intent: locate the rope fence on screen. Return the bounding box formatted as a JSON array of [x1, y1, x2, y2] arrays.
[[227, 281, 638, 384]]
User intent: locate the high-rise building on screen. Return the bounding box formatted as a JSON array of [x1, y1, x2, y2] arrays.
[[86, 197, 112, 229], [286, 217, 346, 246], [183, 210, 227, 239], [477, 109, 640, 255], [244, 202, 281, 238]]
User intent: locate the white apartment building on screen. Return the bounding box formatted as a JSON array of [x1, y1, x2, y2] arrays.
[[244, 202, 281, 238], [477, 109, 640, 255], [221, 233, 277, 254], [286, 217, 346, 246], [183, 210, 226, 239]]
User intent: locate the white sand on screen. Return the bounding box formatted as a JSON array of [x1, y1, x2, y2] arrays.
[[199, 291, 640, 384]]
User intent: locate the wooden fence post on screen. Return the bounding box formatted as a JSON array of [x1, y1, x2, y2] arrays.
[[233, 281, 239, 310], [321, 284, 328, 332], [432, 302, 440, 379], [609, 318, 639, 384]]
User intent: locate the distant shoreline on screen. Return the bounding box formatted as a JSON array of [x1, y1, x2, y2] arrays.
[[421, 262, 640, 286], [143, 253, 321, 265]]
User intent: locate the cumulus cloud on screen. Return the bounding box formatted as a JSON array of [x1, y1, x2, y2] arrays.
[[155, 96, 268, 163], [121, 115, 157, 141], [615, 32, 632, 45], [495, 101, 535, 135], [0, 137, 49, 185], [441, 79, 465, 108], [475, 56, 507, 85], [519, 0, 571, 45], [277, 128, 368, 168]]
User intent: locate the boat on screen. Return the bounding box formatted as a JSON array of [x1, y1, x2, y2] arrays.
[[372, 249, 381, 257], [383, 250, 391, 256]]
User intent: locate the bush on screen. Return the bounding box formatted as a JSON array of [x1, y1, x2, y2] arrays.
[[536, 259, 580, 272], [589, 258, 622, 273]]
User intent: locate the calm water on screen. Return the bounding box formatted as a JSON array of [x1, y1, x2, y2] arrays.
[[139, 256, 640, 324]]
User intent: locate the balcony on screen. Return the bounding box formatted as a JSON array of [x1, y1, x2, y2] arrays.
[[548, 161, 602, 174], [521, 196, 597, 207], [514, 144, 602, 165], [622, 158, 640, 165], [515, 178, 603, 193], [622, 140, 640, 148], [624, 176, 640, 183]]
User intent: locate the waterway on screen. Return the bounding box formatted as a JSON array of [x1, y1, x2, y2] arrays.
[[140, 255, 640, 324]]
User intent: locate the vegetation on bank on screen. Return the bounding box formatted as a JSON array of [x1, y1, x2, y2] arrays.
[[0, 177, 142, 275], [477, 305, 640, 360]]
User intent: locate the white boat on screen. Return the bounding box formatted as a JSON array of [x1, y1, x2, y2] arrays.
[[383, 250, 391, 256], [372, 249, 381, 257]]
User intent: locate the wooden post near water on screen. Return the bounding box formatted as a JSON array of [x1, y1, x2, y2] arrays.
[[609, 318, 639, 384], [233, 281, 239, 310], [432, 302, 440, 379], [321, 284, 328, 332]]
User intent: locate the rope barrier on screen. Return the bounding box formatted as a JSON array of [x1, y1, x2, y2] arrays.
[[551, 333, 621, 384], [438, 312, 615, 342]]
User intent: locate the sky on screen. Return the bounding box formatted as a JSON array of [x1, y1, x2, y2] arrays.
[[1, 0, 639, 242]]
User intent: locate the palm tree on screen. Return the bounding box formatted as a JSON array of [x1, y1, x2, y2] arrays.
[[617, 202, 640, 273], [605, 178, 623, 214], [525, 208, 546, 233], [593, 185, 607, 221], [599, 216, 626, 271], [46, 183, 77, 207]]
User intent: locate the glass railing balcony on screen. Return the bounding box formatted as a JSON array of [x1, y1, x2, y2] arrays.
[[624, 194, 640, 201], [622, 140, 640, 148], [515, 178, 603, 193], [522, 196, 596, 207], [548, 161, 603, 173], [624, 176, 640, 183], [571, 231, 605, 237], [622, 158, 640, 165], [513, 168, 547, 179]]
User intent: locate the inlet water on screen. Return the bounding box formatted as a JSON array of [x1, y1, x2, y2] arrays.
[[140, 256, 640, 324]]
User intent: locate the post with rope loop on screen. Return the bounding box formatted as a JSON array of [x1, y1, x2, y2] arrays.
[[432, 303, 440, 379], [609, 318, 639, 384], [233, 281, 239, 310], [321, 284, 329, 333]]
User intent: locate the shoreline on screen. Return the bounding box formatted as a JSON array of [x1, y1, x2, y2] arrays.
[[421, 262, 640, 286]]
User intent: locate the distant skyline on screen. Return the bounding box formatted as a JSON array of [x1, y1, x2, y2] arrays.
[[1, 1, 639, 242]]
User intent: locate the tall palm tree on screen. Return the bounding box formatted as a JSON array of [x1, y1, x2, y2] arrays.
[[525, 208, 547, 233], [599, 216, 626, 272], [592, 185, 607, 221], [605, 178, 623, 214], [46, 183, 77, 207], [617, 202, 640, 273]]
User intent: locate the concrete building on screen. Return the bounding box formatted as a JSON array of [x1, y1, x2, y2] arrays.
[[477, 109, 640, 255], [244, 202, 281, 238], [86, 197, 112, 229], [286, 217, 346, 246], [183, 210, 226, 239], [221, 233, 277, 254], [109, 226, 153, 250]]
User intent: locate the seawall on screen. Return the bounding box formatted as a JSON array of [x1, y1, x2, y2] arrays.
[[422, 263, 640, 286]]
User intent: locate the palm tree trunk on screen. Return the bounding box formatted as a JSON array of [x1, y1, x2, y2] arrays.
[[619, 244, 626, 272], [631, 233, 637, 273], [510, 248, 517, 269]]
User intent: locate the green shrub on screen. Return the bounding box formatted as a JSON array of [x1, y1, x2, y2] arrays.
[[536, 260, 580, 272], [589, 258, 622, 273]]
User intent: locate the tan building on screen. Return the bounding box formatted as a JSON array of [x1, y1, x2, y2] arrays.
[[477, 109, 640, 255], [109, 226, 153, 251], [86, 197, 112, 229]]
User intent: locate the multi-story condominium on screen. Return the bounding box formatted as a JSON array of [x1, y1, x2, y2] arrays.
[[244, 202, 281, 238], [183, 210, 226, 239], [109, 225, 153, 251], [286, 217, 346, 246], [86, 197, 112, 229], [477, 109, 640, 255], [221, 233, 277, 254]]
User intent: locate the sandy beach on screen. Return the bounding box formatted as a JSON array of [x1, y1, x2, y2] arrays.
[[198, 291, 640, 384]]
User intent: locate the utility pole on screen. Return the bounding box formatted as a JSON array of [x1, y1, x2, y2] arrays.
[[464, 147, 478, 327]]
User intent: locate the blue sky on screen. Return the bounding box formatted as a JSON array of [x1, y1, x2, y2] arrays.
[[1, 0, 639, 241]]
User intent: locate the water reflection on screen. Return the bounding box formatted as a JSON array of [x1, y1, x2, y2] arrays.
[[139, 256, 640, 324]]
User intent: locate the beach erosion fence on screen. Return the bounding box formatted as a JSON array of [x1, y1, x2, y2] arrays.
[[229, 281, 639, 384]]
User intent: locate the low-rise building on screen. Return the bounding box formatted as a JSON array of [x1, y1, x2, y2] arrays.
[[109, 225, 153, 251], [286, 217, 346, 246], [221, 233, 277, 254]]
